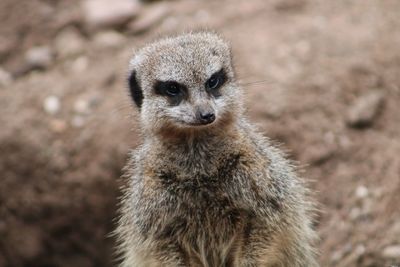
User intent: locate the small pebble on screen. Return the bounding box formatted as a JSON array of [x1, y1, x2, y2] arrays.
[[128, 3, 170, 34], [71, 115, 85, 128], [330, 250, 342, 263], [93, 31, 126, 49], [382, 245, 400, 259], [346, 90, 385, 128], [43, 96, 60, 115], [74, 99, 90, 114], [355, 185, 369, 199], [83, 0, 141, 30], [54, 27, 86, 58], [331, 243, 352, 263], [349, 207, 362, 220], [0, 67, 13, 87], [25, 46, 53, 70], [354, 244, 366, 256], [71, 56, 89, 73]]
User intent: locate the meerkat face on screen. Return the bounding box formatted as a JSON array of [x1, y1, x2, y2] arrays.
[[128, 32, 243, 135]]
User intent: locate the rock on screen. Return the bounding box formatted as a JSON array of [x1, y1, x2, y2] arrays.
[[74, 99, 91, 114], [382, 245, 400, 259], [349, 207, 362, 220], [331, 243, 352, 263], [70, 56, 89, 73], [24, 46, 53, 70], [307, 145, 335, 166], [0, 67, 13, 88], [346, 90, 385, 128], [71, 115, 86, 128], [10, 46, 54, 77], [339, 243, 366, 266], [392, 222, 400, 234], [355, 185, 369, 199], [73, 94, 101, 114], [54, 27, 86, 59], [82, 0, 141, 30], [128, 3, 170, 34], [93, 30, 126, 49], [354, 244, 366, 257], [330, 250, 342, 263], [43, 96, 61, 115]]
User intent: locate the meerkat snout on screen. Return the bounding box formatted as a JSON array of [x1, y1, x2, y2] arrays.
[[197, 108, 215, 125]]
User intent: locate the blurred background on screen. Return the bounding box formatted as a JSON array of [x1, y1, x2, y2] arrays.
[[1, 0, 400, 266]]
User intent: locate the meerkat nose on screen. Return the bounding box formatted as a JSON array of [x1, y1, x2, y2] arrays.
[[199, 111, 216, 124]]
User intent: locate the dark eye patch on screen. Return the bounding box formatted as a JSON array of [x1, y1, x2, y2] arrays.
[[128, 71, 143, 109], [205, 69, 227, 96], [154, 81, 187, 105]]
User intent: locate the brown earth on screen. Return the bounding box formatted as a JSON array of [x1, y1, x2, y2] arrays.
[[1, 0, 400, 266]]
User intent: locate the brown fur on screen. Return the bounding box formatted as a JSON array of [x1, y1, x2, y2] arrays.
[[116, 32, 318, 267]]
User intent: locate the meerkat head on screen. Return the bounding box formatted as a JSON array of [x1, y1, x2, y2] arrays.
[[128, 32, 243, 137]]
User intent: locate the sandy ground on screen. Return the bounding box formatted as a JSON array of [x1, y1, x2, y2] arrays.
[[1, 0, 400, 266]]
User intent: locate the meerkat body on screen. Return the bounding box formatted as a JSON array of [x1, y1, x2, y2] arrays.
[[116, 32, 317, 267]]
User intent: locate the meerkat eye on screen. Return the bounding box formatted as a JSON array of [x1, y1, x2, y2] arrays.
[[206, 69, 226, 91], [154, 81, 185, 98], [165, 84, 181, 96], [207, 76, 220, 90]]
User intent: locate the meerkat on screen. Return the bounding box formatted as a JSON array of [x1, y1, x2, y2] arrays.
[[116, 32, 318, 267]]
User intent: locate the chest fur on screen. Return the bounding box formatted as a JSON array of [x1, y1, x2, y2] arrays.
[[140, 152, 252, 257], [136, 144, 278, 265]]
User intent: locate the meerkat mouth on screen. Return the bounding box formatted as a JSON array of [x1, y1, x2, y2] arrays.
[[177, 120, 216, 127], [186, 122, 215, 127]]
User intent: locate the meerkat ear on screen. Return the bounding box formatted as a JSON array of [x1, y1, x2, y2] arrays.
[[128, 70, 143, 109]]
